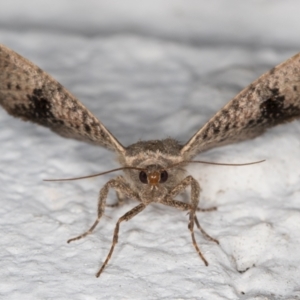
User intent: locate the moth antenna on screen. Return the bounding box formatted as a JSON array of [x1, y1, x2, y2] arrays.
[[167, 159, 265, 169], [44, 166, 145, 182], [187, 159, 265, 166]]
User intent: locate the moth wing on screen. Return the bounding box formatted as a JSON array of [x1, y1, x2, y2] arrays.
[[0, 44, 125, 154], [181, 53, 300, 159]]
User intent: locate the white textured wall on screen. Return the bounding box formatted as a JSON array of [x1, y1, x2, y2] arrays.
[[0, 1, 300, 299]]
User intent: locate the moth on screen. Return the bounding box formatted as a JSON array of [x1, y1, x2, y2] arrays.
[[1, 44, 300, 277]]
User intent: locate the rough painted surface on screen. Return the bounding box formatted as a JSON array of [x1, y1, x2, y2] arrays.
[[1, 1, 300, 299]]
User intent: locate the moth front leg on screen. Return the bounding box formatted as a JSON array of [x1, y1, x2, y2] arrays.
[[96, 203, 146, 277], [67, 177, 139, 243], [162, 176, 218, 266], [106, 176, 129, 208], [168, 175, 217, 212]]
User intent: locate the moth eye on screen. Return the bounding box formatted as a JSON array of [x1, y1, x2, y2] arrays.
[[160, 170, 168, 183], [139, 171, 148, 184]]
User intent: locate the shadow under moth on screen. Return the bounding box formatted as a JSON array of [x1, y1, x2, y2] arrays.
[[1, 44, 300, 277]]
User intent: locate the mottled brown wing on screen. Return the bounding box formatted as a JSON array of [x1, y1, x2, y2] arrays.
[[0, 44, 125, 154], [181, 53, 300, 159]]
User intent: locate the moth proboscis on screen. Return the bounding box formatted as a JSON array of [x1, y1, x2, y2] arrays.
[[1, 44, 300, 277]]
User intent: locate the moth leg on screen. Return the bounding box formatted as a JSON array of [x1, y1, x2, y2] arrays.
[[168, 176, 216, 212], [106, 176, 126, 208], [160, 197, 191, 210], [161, 198, 218, 244], [161, 197, 210, 265], [164, 176, 217, 266], [67, 178, 138, 243], [96, 203, 146, 277], [194, 215, 219, 244], [197, 206, 217, 212]]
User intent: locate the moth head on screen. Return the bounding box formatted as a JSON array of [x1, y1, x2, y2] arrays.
[[119, 139, 186, 202], [122, 162, 185, 203], [138, 165, 168, 186]]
